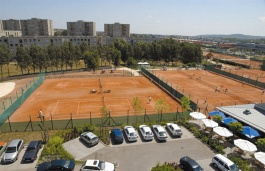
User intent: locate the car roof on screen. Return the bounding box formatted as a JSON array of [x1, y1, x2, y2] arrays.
[[215, 154, 234, 166], [169, 123, 181, 130], [112, 129, 122, 134], [8, 139, 23, 147], [51, 159, 72, 167], [181, 156, 200, 167], [84, 160, 100, 166], [125, 126, 135, 133], [156, 126, 165, 132], [82, 132, 97, 138], [141, 126, 151, 132]]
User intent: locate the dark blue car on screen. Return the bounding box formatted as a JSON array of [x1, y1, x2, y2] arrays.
[[110, 129, 124, 144], [22, 140, 42, 162], [37, 159, 75, 171]]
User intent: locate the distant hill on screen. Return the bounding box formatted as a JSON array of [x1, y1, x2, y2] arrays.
[[198, 34, 265, 40]]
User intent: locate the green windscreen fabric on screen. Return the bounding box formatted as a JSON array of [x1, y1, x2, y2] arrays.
[[0, 72, 45, 127]]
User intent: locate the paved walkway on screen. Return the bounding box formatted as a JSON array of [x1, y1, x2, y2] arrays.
[[116, 67, 140, 76]]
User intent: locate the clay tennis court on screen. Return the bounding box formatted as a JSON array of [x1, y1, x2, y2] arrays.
[[9, 75, 181, 122], [153, 69, 264, 113], [222, 68, 265, 83]]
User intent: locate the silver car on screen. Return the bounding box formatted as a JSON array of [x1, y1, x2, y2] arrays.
[[1, 139, 24, 164], [152, 125, 168, 141], [80, 132, 99, 147], [139, 125, 154, 141]]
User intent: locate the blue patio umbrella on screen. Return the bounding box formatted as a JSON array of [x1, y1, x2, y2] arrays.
[[209, 110, 226, 119], [222, 117, 238, 125], [242, 126, 260, 138]]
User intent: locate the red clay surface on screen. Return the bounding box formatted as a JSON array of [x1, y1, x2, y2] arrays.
[[211, 52, 263, 69], [154, 69, 265, 113], [9, 75, 181, 122]]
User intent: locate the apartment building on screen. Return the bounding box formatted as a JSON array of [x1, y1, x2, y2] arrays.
[[20, 18, 54, 36], [0, 19, 22, 37], [67, 20, 96, 36], [0, 36, 98, 53], [104, 23, 130, 37]]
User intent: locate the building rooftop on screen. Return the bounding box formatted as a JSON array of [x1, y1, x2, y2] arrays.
[[216, 103, 265, 134]]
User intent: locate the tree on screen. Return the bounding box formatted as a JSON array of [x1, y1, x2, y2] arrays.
[[132, 96, 143, 125], [228, 122, 243, 133], [83, 50, 100, 71], [213, 115, 223, 123], [155, 98, 169, 114], [126, 57, 136, 68], [16, 46, 28, 75], [180, 96, 191, 112], [0, 44, 11, 79], [256, 138, 265, 151], [29, 45, 39, 73]]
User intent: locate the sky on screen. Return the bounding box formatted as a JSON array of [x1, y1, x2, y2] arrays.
[[1, 0, 265, 36]]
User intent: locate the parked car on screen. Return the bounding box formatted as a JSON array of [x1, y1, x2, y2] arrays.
[[22, 140, 42, 162], [110, 128, 124, 144], [0, 142, 7, 157], [1, 139, 24, 164], [179, 156, 204, 171], [166, 123, 182, 137], [37, 159, 75, 171], [80, 132, 99, 147], [212, 154, 241, 171], [80, 159, 116, 171], [124, 126, 138, 142], [152, 125, 168, 141], [138, 125, 154, 141]]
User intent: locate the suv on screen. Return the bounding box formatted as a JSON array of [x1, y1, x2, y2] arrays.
[[80, 132, 99, 147], [1, 139, 24, 164], [80, 160, 115, 171], [212, 154, 241, 171], [22, 140, 42, 162], [110, 129, 124, 144], [179, 156, 204, 171]]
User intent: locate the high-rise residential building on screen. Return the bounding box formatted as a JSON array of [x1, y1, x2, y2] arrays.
[[20, 18, 54, 36], [0, 20, 22, 37], [67, 20, 96, 36], [2, 19, 21, 30], [104, 23, 130, 37]]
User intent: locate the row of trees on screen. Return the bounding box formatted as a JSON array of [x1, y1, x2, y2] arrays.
[[0, 38, 203, 77]]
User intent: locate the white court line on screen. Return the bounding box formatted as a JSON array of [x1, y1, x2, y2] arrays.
[[51, 100, 59, 116], [77, 101, 80, 116], [81, 80, 83, 88], [127, 99, 134, 110], [116, 80, 120, 87], [129, 79, 137, 87]]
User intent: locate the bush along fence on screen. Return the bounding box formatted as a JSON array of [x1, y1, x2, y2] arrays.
[[140, 67, 198, 111], [204, 65, 265, 89], [213, 58, 251, 69], [0, 110, 190, 133], [0, 72, 46, 127]]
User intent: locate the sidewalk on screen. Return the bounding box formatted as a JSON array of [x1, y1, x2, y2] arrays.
[[116, 67, 140, 76]]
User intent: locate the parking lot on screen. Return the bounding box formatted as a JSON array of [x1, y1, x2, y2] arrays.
[[1, 125, 218, 171]]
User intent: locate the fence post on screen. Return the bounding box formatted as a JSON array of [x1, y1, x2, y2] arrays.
[[70, 113, 73, 129], [8, 117, 12, 132], [50, 114, 53, 130], [90, 112, 92, 125], [30, 115, 33, 131]]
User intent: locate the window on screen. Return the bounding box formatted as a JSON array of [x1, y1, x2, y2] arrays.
[[219, 160, 224, 165], [224, 164, 229, 170]]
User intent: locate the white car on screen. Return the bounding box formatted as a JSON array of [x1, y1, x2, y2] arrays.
[[80, 160, 115, 171], [166, 123, 182, 137], [139, 125, 154, 141], [152, 125, 168, 141], [124, 126, 138, 142]]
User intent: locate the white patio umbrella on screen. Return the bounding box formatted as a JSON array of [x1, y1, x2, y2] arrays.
[[201, 119, 218, 128], [213, 126, 233, 137], [254, 152, 265, 165], [234, 139, 257, 152], [189, 112, 206, 120]]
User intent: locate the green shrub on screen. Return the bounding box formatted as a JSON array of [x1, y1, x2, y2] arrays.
[[228, 155, 254, 171], [256, 138, 265, 151], [151, 162, 182, 171]]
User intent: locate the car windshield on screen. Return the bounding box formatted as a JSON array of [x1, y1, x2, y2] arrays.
[[6, 146, 16, 153], [27, 147, 36, 151], [129, 133, 136, 136], [159, 132, 167, 136], [193, 166, 203, 171], [230, 164, 239, 171], [98, 160, 105, 169], [146, 131, 152, 135]]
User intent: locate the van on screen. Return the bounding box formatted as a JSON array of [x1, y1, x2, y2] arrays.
[[212, 154, 241, 171]]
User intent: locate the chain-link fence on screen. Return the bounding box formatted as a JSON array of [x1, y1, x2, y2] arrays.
[[0, 111, 190, 133], [204, 65, 265, 88], [0, 72, 45, 127], [141, 67, 198, 111]]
